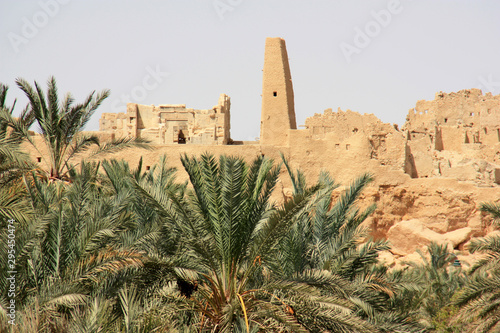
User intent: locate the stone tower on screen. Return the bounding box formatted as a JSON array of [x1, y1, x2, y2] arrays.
[[260, 37, 297, 146]]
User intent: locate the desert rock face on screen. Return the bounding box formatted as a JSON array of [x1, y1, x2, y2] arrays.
[[25, 37, 500, 268], [363, 180, 483, 237]]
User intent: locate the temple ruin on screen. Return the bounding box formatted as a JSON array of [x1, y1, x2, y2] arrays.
[[100, 94, 230, 145]]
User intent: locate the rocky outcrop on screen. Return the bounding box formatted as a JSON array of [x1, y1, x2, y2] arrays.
[[386, 219, 473, 255], [355, 177, 500, 269], [359, 178, 497, 236]]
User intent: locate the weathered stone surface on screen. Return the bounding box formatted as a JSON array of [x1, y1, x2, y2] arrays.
[[357, 177, 498, 242], [443, 227, 473, 248], [387, 219, 449, 255], [377, 251, 396, 267], [260, 37, 296, 147], [387, 224, 473, 266], [467, 213, 484, 234], [395, 252, 427, 269], [100, 94, 231, 145]]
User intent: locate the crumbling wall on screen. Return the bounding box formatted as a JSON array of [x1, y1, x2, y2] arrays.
[[305, 108, 380, 140], [100, 104, 138, 139], [99, 94, 230, 145], [402, 89, 500, 185], [303, 108, 405, 169], [405, 89, 500, 147]]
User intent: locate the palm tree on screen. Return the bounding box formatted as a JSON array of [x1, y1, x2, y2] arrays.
[[0, 161, 147, 332], [452, 235, 500, 332], [0, 153, 187, 332], [275, 156, 382, 279], [480, 202, 500, 221], [273, 156, 422, 332], [0, 77, 149, 181], [452, 203, 500, 332], [133, 153, 325, 331], [0, 83, 35, 190], [100, 155, 187, 294], [0, 84, 26, 168], [391, 242, 465, 331], [0, 83, 37, 332]]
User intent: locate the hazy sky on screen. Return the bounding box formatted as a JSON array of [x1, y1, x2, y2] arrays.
[[1, 1, 499, 140]]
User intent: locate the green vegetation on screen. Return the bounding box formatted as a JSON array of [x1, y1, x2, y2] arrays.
[[0, 78, 149, 181], [0, 78, 499, 332]]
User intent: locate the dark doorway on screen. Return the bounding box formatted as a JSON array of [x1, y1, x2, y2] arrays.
[[178, 130, 186, 144]]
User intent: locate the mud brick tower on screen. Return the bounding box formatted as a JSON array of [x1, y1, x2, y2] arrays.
[[260, 37, 297, 146]]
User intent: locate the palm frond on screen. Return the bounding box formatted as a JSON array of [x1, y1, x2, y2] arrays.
[[92, 137, 152, 157], [480, 202, 500, 221]]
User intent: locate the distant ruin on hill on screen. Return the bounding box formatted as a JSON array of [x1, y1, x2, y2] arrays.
[[95, 37, 500, 187]]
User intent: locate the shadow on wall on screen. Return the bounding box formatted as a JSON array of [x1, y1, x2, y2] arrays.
[[405, 144, 418, 179]]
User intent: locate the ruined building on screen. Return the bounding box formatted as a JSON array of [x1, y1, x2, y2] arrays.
[[100, 94, 230, 145], [403, 89, 500, 184], [97, 37, 500, 188]]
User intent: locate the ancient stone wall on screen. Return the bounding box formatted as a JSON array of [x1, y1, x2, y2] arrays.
[[100, 94, 230, 145], [299, 107, 406, 170], [404, 89, 500, 151], [402, 89, 500, 185], [305, 108, 380, 139], [99, 104, 138, 139]]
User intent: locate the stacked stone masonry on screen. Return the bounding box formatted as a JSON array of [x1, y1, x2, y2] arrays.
[[100, 94, 231, 145], [402, 89, 500, 185]]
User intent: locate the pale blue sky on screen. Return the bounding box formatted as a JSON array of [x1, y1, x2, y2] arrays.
[[1, 1, 499, 140]]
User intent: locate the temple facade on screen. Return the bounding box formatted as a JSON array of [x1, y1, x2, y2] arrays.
[[99, 94, 230, 145]]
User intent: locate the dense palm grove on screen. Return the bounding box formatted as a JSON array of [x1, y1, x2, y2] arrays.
[[1, 78, 500, 332]]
